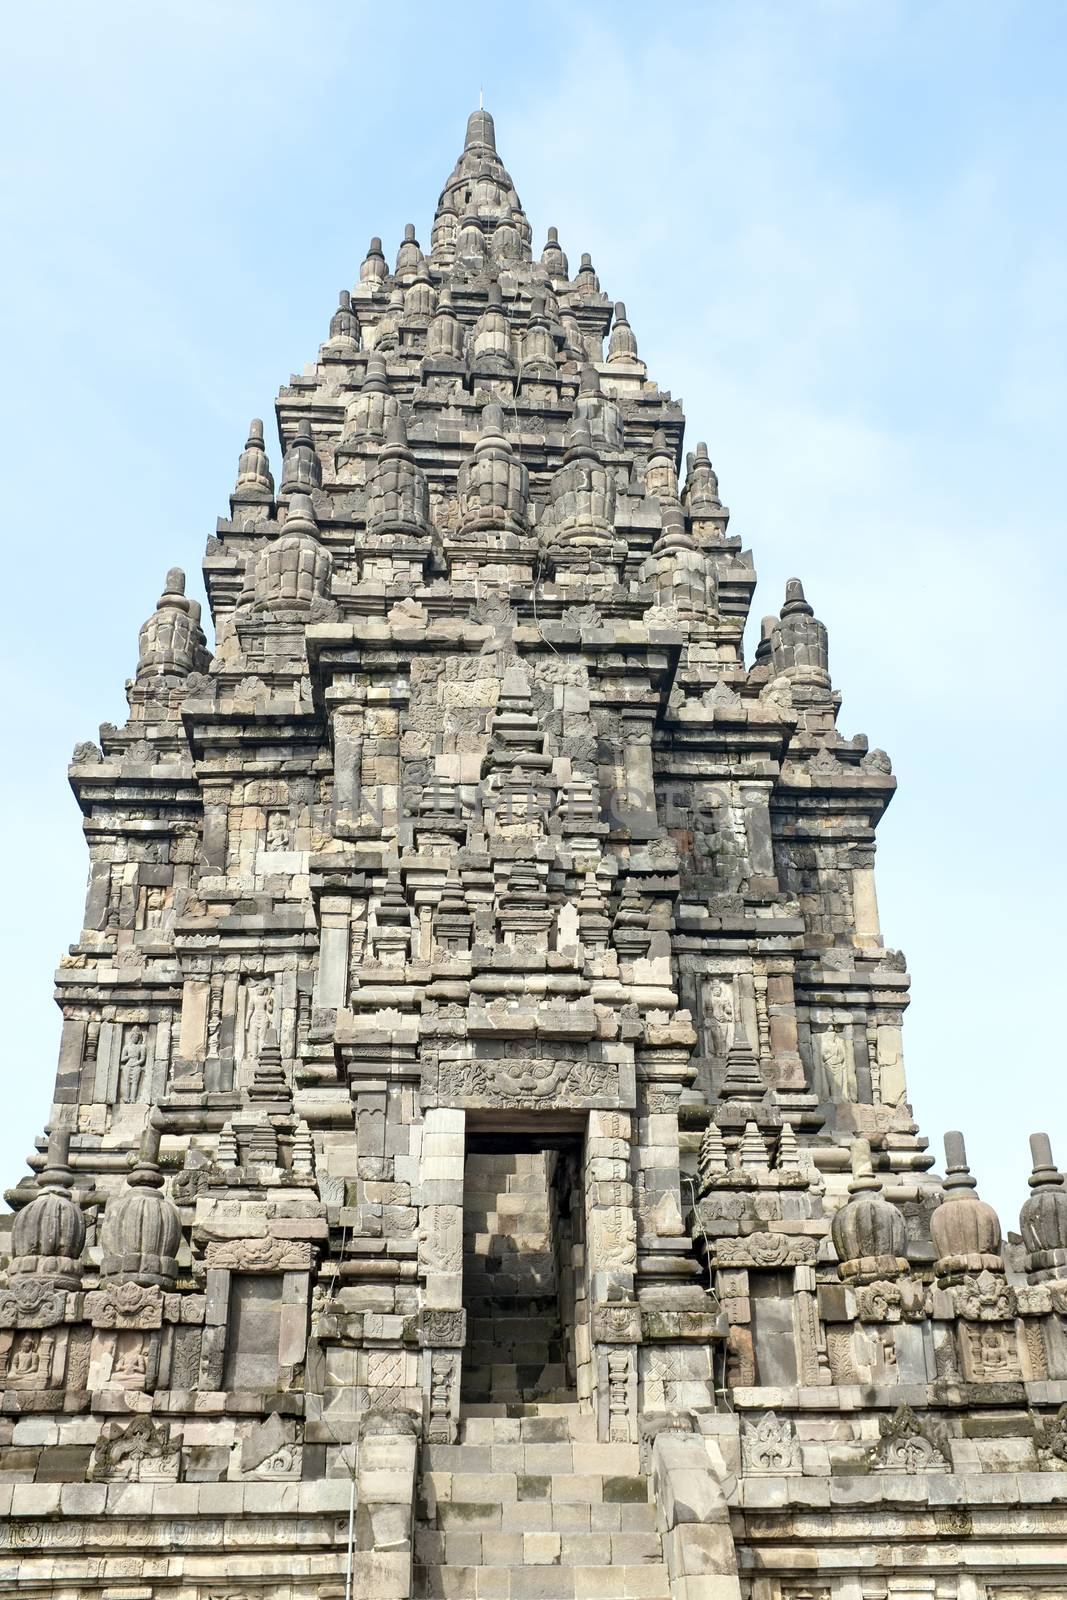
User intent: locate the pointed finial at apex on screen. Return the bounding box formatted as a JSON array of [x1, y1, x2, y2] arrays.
[[384, 413, 409, 450], [1029, 1132, 1060, 1187], [284, 492, 318, 538], [781, 577, 814, 618], [247, 419, 265, 445], [848, 1136, 879, 1191], [548, 226, 559, 242], [480, 400, 506, 438], [942, 1129, 977, 1192], [363, 355, 390, 391], [465, 107, 497, 153], [404, 223, 415, 242], [164, 567, 186, 598]]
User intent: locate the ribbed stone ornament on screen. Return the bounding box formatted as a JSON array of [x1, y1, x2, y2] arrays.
[[9, 1130, 85, 1288], [338, 355, 399, 454], [930, 1130, 1003, 1277], [1019, 1132, 1067, 1273], [232, 418, 275, 500], [365, 415, 431, 540], [456, 402, 529, 539], [831, 1138, 908, 1283], [136, 568, 201, 680], [279, 419, 322, 498], [770, 578, 830, 686], [252, 497, 331, 611], [99, 1115, 180, 1287]]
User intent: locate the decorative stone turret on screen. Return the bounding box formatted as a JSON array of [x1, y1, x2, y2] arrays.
[[136, 568, 204, 680], [425, 285, 464, 364], [574, 363, 623, 451], [456, 402, 529, 540], [230, 417, 275, 518], [252, 495, 332, 611], [1019, 1133, 1067, 1275], [608, 301, 639, 363], [682, 442, 725, 519], [358, 236, 387, 284], [522, 292, 557, 372], [541, 419, 618, 571], [831, 1139, 908, 1283], [770, 579, 830, 687], [716, 1032, 766, 1119], [573, 251, 600, 295], [930, 1130, 1004, 1278], [404, 261, 437, 320], [326, 289, 360, 352], [433, 871, 473, 954], [541, 225, 569, 280], [642, 504, 715, 618], [279, 419, 322, 499], [99, 1114, 181, 1287], [469, 281, 514, 374], [364, 415, 431, 540], [644, 430, 678, 504], [337, 356, 399, 459], [8, 1129, 84, 1288], [395, 222, 422, 277]]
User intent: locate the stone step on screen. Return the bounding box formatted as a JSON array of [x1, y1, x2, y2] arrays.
[[425, 1440, 643, 1476], [416, 1527, 665, 1568], [415, 1562, 672, 1598], [458, 1413, 598, 1445], [417, 1498, 660, 1539], [423, 1481, 654, 1534]]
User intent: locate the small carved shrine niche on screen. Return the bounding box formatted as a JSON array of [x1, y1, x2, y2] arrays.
[[223, 1275, 283, 1390]]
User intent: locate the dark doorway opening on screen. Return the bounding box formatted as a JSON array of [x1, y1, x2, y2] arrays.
[[461, 1129, 583, 1409]]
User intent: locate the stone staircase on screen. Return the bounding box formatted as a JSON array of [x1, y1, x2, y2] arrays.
[[414, 1402, 672, 1599], [462, 1299, 573, 1406]]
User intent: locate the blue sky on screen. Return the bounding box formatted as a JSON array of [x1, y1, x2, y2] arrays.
[[0, 1, 1063, 1228]]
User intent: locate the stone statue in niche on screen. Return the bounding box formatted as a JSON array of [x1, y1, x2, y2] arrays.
[[5, 1330, 53, 1385], [119, 1025, 149, 1102], [139, 886, 167, 930], [243, 980, 275, 1062], [266, 812, 290, 850], [817, 1029, 856, 1102], [706, 979, 736, 1055], [113, 1332, 149, 1382], [697, 797, 750, 892]]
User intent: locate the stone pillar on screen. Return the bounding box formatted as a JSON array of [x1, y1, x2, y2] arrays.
[[314, 893, 352, 1010], [330, 702, 366, 837], [584, 1110, 638, 1441], [418, 1106, 465, 1441]]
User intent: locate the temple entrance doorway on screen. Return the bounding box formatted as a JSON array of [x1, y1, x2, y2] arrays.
[[460, 1122, 586, 1410]]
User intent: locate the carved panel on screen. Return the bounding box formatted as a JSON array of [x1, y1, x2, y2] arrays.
[[433, 1051, 623, 1110], [85, 1281, 164, 1329], [205, 1237, 313, 1271], [0, 1282, 67, 1329], [712, 1234, 816, 1268]]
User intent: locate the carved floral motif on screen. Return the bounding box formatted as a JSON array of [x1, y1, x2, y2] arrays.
[[0, 1281, 67, 1328], [868, 1404, 948, 1473], [85, 1281, 164, 1329], [204, 1237, 313, 1272], [742, 1411, 802, 1474]]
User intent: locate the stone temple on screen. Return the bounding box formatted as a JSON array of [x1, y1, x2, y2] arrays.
[[2, 107, 1065, 1600]]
